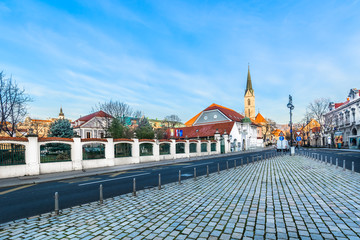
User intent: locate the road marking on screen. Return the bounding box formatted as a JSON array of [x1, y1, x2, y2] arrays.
[[78, 173, 150, 186], [60, 177, 101, 184], [0, 184, 34, 195], [182, 162, 213, 169]]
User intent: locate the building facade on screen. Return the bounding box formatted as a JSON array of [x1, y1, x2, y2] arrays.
[[324, 88, 360, 149], [72, 111, 113, 139], [170, 103, 262, 151]]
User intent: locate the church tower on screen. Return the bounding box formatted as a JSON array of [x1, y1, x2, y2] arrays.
[[58, 107, 65, 119], [244, 65, 255, 119]]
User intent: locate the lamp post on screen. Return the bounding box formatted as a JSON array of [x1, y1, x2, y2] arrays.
[[287, 95, 294, 147]]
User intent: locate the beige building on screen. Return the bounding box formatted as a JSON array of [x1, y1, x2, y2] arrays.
[[1, 108, 67, 137], [244, 65, 255, 120]]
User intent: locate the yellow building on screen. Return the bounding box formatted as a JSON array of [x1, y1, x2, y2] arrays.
[[301, 119, 320, 133], [16, 108, 69, 137]]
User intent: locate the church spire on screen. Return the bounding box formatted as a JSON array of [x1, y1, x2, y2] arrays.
[[245, 64, 254, 96], [58, 106, 65, 119]]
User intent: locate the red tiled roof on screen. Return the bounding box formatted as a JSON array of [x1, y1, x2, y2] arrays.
[[39, 137, 73, 142], [81, 138, 108, 142], [76, 111, 113, 122], [185, 103, 244, 127], [170, 122, 235, 139], [114, 138, 134, 142], [203, 104, 244, 122], [334, 100, 350, 109], [0, 137, 28, 142], [255, 113, 266, 123], [139, 139, 155, 142]]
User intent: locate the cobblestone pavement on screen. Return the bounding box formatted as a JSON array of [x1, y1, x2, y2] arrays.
[[1, 156, 360, 240]]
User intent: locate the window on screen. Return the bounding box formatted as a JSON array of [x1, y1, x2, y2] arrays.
[[83, 143, 105, 160], [40, 143, 71, 163], [114, 143, 132, 157], [160, 143, 171, 155], [248, 99, 251, 105], [201, 143, 207, 152], [100, 132, 104, 138], [140, 143, 153, 156], [176, 143, 185, 154], [189, 143, 197, 153], [87, 132, 91, 138], [0, 144, 25, 166]]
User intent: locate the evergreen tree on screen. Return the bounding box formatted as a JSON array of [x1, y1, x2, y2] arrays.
[[135, 117, 154, 139], [108, 118, 124, 138], [48, 119, 73, 138]]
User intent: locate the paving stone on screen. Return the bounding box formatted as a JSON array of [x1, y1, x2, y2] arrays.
[[1, 156, 360, 239]]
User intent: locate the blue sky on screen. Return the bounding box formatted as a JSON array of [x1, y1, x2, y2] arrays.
[[0, 0, 359, 124]]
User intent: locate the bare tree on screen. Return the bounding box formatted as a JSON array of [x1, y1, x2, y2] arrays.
[[0, 72, 32, 137], [263, 118, 276, 143], [92, 100, 143, 137], [162, 115, 182, 128], [92, 100, 142, 122], [307, 98, 330, 128]]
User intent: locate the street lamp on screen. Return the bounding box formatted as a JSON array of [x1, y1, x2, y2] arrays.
[[287, 95, 294, 147]]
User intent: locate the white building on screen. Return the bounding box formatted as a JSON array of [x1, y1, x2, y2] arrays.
[[72, 111, 113, 139], [324, 88, 360, 149], [171, 103, 261, 152]]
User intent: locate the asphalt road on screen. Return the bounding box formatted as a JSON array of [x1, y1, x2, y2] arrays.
[[0, 150, 273, 224], [0, 148, 359, 224], [299, 148, 360, 172]]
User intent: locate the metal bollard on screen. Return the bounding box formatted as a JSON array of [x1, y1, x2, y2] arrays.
[[194, 167, 197, 180], [133, 178, 136, 196], [330, 157, 332, 165], [207, 165, 209, 177], [321, 155, 323, 162], [217, 163, 220, 174], [352, 161, 354, 173], [241, 158, 243, 166], [252, 156, 254, 164], [234, 160, 236, 169], [325, 156, 327, 165], [99, 184, 103, 204], [343, 160, 345, 171], [336, 158, 338, 168], [226, 161, 229, 170], [54, 192, 59, 215], [247, 157, 249, 164], [179, 170, 181, 184], [158, 174, 161, 190]]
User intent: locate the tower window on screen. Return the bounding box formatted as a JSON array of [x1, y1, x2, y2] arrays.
[[248, 99, 251, 105]]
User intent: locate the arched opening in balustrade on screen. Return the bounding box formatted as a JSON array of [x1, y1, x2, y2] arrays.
[[211, 143, 217, 152], [176, 143, 185, 154], [83, 143, 105, 160], [189, 143, 197, 153], [114, 143, 132, 158], [0, 143, 25, 166], [160, 143, 171, 155], [140, 143, 153, 156], [40, 143, 71, 163], [201, 143, 208, 152]]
